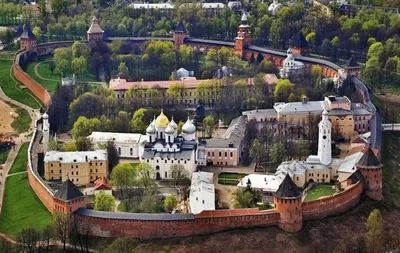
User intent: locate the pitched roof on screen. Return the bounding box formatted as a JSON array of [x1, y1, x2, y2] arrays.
[[343, 56, 359, 68], [94, 176, 112, 191], [54, 179, 84, 201], [87, 16, 104, 34], [20, 24, 36, 39], [291, 31, 308, 48], [356, 147, 382, 169], [175, 22, 187, 33], [274, 174, 301, 199]]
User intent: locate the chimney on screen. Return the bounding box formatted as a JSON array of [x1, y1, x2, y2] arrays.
[[302, 96, 307, 104]]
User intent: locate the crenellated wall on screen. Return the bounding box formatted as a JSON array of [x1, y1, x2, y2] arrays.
[[302, 182, 363, 221]]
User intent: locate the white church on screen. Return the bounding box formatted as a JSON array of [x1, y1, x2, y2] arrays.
[[279, 48, 306, 78]]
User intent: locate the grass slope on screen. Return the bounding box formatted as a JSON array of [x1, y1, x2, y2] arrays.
[[304, 184, 336, 202], [9, 143, 29, 174], [25, 62, 59, 93], [381, 132, 400, 207], [10, 107, 31, 134], [0, 173, 52, 238], [0, 59, 41, 109], [0, 149, 10, 164]]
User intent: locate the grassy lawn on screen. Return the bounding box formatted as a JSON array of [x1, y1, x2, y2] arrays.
[[8, 143, 29, 174], [0, 149, 10, 164], [304, 184, 336, 202], [25, 62, 60, 93], [218, 178, 239, 185], [10, 107, 31, 134], [0, 59, 42, 109], [381, 132, 400, 207], [0, 173, 52, 238], [218, 172, 247, 180]]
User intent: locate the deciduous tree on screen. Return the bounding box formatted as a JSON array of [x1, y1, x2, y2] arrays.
[[94, 191, 116, 211]]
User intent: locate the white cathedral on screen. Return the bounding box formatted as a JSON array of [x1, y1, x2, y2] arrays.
[[87, 110, 206, 180]]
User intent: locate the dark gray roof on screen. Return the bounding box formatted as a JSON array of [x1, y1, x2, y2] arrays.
[[54, 179, 84, 201], [175, 22, 187, 33], [75, 208, 194, 220], [328, 108, 354, 116], [186, 38, 235, 47], [142, 149, 193, 160], [20, 24, 36, 39], [343, 56, 359, 68], [206, 116, 245, 148], [291, 31, 309, 49], [274, 174, 301, 199], [356, 147, 382, 169]]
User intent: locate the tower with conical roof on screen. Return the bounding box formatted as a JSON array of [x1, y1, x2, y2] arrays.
[[274, 174, 303, 232], [356, 147, 383, 200], [290, 31, 309, 56], [20, 24, 37, 51], [53, 178, 86, 213], [173, 21, 187, 49], [235, 12, 252, 57], [342, 56, 361, 79], [318, 110, 332, 166], [87, 16, 104, 42]]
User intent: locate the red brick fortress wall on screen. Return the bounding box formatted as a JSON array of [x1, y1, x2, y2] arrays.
[[301, 182, 363, 221], [75, 209, 280, 239]]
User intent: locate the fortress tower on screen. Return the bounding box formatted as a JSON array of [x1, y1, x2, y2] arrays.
[[53, 178, 86, 213], [318, 110, 332, 166], [87, 16, 104, 42], [356, 147, 383, 201], [274, 175, 303, 232], [342, 56, 361, 79], [290, 31, 309, 56], [20, 24, 37, 51], [42, 112, 50, 152], [173, 22, 187, 49], [235, 12, 252, 58]]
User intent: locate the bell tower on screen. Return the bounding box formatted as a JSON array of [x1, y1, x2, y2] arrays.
[[235, 12, 251, 57], [318, 110, 332, 166]]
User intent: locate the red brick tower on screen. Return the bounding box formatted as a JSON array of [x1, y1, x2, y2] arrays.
[[53, 179, 86, 214], [274, 174, 303, 232], [235, 12, 252, 58], [343, 56, 361, 79], [356, 147, 383, 201], [290, 31, 309, 56], [173, 21, 187, 49], [20, 24, 37, 51], [87, 16, 104, 42]]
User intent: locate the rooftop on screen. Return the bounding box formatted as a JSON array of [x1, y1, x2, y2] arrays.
[[87, 16, 104, 34], [274, 174, 302, 199], [356, 147, 382, 169], [44, 150, 107, 163], [274, 101, 325, 115], [20, 24, 36, 39], [237, 174, 280, 193], [351, 103, 372, 115], [343, 56, 360, 68], [291, 31, 309, 49], [88, 132, 143, 144], [54, 179, 84, 201], [206, 116, 246, 148]]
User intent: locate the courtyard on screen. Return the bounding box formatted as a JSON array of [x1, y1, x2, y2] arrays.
[[304, 184, 336, 202]]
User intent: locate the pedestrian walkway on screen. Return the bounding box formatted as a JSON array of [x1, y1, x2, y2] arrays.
[[7, 171, 27, 177]]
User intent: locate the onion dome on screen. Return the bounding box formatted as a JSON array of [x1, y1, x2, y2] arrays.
[[43, 112, 49, 119], [165, 123, 175, 134], [182, 117, 196, 134], [146, 121, 156, 134], [169, 116, 178, 129], [155, 109, 169, 128]]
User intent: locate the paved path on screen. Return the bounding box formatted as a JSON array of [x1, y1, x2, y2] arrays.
[[35, 61, 107, 88], [7, 171, 27, 177]]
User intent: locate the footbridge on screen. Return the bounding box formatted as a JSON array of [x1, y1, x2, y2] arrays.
[[382, 123, 400, 131]]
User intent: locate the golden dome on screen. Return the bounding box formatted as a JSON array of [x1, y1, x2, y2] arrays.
[[155, 109, 169, 128]]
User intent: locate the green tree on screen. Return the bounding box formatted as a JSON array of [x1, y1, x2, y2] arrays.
[[75, 137, 93, 151], [274, 79, 293, 102], [166, 83, 186, 104], [366, 209, 383, 253], [164, 194, 178, 212], [50, 0, 66, 21], [52, 212, 69, 251], [295, 138, 310, 159], [270, 20, 281, 48], [139, 193, 157, 213], [63, 142, 77, 151], [136, 163, 155, 189], [311, 65, 322, 88], [232, 189, 254, 208], [269, 142, 286, 163], [110, 163, 137, 198], [130, 108, 147, 133], [202, 115, 215, 138], [249, 139, 267, 168], [288, 92, 297, 102], [94, 191, 116, 211], [72, 56, 87, 76], [118, 62, 128, 74], [48, 140, 62, 151], [177, 121, 184, 134], [169, 164, 189, 189], [105, 238, 139, 253], [71, 116, 101, 139]]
